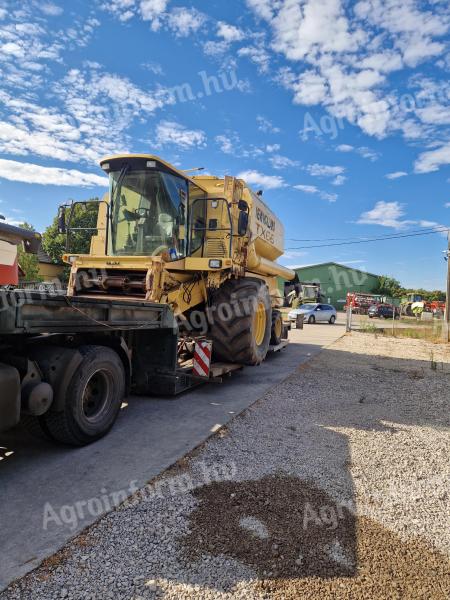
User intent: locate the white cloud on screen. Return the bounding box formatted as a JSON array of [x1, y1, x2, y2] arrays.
[[319, 191, 338, 202], [386, 171, 408, 179], [104, 0, 137, 22], [270, 154, 300, 169], [332, 174, 346, 186], [336, 144, 354, 152], [294, 184, 318, 194], [246, 0, 450, 141], [155, 121, 206, 149], [357, 146, 380, 161], [357, 201, 411, 228], [293, 184, 337, 202], [414, 143, 450, 174], [307, 163, 345, 177], [354, 0, 448, 67], [39, 3, 63, 16], [202, 40, 230, 56], [141, 61, 164, 75], [289, 71, 327, 105], [358, 202, 447, 236], [271, 0, 365, 61], [139, 0, 169, 29], [256, 115, 280, 133], [335, 144, 379, 161], [445, 202, 450, 209], [217, 21, 244, 42], [245, 0, 277, 21], [106, 1, 207, 36], [215, 134, 236, 154], [0, 63, 174, 165], [0, 159, 107, 187], [215, 131, 278, 160], [416, 219, 447, 237], [237, 170, 287, 190], [238, 43, 271, 73], [166, 7, 207, 37], [359, 50, 403, 73], [0, 12, 100, 94]]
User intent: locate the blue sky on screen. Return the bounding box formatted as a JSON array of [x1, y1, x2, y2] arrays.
[[1, 0, 450, 289]]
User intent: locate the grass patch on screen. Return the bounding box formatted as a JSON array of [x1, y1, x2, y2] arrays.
[[388, 326, 443, 343], [357, 320, 445, 343], [359, 322, 379, 334]]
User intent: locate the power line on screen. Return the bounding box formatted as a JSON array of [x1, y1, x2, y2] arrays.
[[286, 225, 449, 243], [286, 227, 449, 249]]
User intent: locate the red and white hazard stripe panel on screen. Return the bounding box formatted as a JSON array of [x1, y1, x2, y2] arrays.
[[193, 340, 212, 378]]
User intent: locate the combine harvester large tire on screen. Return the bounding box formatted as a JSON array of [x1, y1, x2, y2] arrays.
[[209, 278, 272, 366]]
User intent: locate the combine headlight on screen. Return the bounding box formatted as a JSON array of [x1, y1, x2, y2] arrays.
[[209, 259, 222, 269]]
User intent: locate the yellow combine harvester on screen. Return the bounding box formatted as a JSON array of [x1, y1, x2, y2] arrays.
[[62, 154, 295, 365]]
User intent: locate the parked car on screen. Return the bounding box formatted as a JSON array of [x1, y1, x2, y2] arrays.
[[288, 303, 337, 324], [368, 304, 400, 319]]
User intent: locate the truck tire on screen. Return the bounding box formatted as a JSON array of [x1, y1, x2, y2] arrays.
[[22, 414, 55, 442], [270, 310, 283, 345], [209, 278, 272, 365], [39, 346, 125, 446]]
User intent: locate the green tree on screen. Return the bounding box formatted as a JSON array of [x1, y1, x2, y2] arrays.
[[17, 222, 41, 282], [374, 275, 402, 297], [42, 200, 99, 264]]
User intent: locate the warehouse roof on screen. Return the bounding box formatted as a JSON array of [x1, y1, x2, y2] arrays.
[[293, 261, 380, 280]]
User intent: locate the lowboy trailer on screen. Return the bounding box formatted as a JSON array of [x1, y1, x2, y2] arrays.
[[0, 290, 288, 446]]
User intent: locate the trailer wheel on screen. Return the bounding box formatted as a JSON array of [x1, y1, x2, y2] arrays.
[[41, 346, 125, 446], [22, 415, 55, 442], [209, 278, 271, 365], [270, 310, 283, 345]]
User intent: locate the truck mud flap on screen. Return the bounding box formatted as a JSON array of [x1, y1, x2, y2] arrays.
[[0, 363, 20, 432]]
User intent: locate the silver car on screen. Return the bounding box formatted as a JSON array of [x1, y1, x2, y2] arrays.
[[288, 303, 337, 324]]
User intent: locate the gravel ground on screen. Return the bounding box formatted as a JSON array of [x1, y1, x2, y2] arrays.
[[2, 332, 449, 599]]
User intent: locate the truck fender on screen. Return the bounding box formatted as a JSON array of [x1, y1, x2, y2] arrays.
[[115, 337, 132, 396]]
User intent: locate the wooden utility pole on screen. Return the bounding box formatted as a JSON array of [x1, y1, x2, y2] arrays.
[[444, 232, 450, 342]]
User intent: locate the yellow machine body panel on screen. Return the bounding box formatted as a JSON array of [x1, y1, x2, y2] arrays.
[[191, 175, 285, 262]]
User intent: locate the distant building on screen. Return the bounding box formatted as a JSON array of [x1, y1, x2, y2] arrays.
[[37, 246, 64, 281], [292, 262, 381, 309]]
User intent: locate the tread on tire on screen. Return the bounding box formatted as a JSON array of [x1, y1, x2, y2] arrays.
[[209, 278, 272, 366]]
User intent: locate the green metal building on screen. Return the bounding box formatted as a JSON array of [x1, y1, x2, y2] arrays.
[[292, 262, 381, 310]]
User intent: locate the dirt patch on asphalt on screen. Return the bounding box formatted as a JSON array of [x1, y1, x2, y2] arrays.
[[184, 474, 450, 599]]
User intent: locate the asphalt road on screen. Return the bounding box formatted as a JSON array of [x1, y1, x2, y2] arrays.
[[0, 320, 345, 591]]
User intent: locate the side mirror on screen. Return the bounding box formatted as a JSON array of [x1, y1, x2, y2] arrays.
[[238, 211, 249, 236], [58, 206, 66, 234], [24, 233, 41, 255], [238, 199, 248, 211]]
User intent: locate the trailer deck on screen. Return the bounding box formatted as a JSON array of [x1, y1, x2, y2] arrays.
[[0, 290, 290, 444], [0, 291, 174, 334]]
